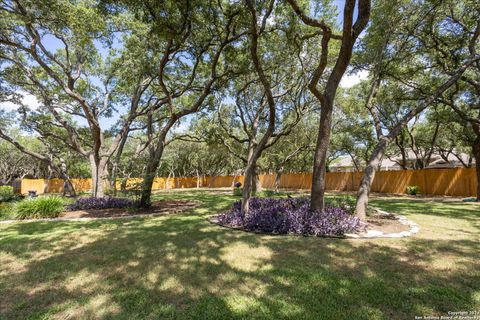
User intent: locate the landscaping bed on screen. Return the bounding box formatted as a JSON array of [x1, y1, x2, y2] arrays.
[[211, 197, 417, 238], [1, 195, 200, 222], [211, 197, 363, 237], [61, 200, 199, 219], [365, 211, 410, 234]]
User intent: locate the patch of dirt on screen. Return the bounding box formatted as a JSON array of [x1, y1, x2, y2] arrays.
[[59, 200, 199, 219], [365, 213, 410, 234]]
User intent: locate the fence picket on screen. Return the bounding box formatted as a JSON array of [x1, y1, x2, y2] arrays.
[[18, 168, 478, 197]]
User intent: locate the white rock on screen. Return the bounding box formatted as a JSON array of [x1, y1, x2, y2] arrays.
[[410, 226, 420, 234], [345, 233, 359, 238], [366, 230, 384, 237]]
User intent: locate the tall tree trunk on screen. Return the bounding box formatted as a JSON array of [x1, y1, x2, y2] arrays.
[[59, 159, 76, 197], [472, 127, 480, 201], [44, 166, 53, 194], [241, 145, 256, 214], [89, 155, 107, 198], [165, 171, 171, 190], [286, 0, 371, 212], [110, 160, 119, 195], [140, 144, 165, 207], [241, 159, 258, 214], [275, 166, 284, 192], [240, 2, 279, 214], [111, 133, 129, 196], [251, 164, 261, 194], [61, 176, 76, 197], [311, 100, 334, 211]]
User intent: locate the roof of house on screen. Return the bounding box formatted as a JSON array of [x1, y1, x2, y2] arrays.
[[330, 150, 473, 170]]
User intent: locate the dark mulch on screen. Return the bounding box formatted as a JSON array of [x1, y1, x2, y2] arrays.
[[59, 200, 199, 219]]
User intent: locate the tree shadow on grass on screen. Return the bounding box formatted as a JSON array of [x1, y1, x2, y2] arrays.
[[0, 193, 479, 319], [371, 198, 480, 220]]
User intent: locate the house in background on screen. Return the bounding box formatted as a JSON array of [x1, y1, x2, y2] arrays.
[[329, 150, 474, 172]]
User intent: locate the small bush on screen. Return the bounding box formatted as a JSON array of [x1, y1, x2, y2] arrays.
[[104, 187, 114, 196], [215, 197, 361, 237], [233, 187, 242, 196], [259, 189, 277, 197], [325, 195, 356, 214], [406, 185, 419, 195], [68, 197, 138, 211], [0, 202, 16, 220], [0, 186, 15, 202], [15, 196, 65, 219]]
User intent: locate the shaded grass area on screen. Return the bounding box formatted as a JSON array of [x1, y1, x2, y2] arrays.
[[0, 191, 479, 319]]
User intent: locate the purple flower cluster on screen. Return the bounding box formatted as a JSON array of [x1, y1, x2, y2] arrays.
[[67, 197, 138, 211], [216, 197, 361, 236]]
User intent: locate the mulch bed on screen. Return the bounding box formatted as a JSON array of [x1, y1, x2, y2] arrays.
[[59, 200, 199, 219], [365, 213, 410, 234], [210, 209, 414, 239]]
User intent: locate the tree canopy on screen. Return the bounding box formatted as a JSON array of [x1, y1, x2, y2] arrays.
[[1, 0, 479, 214]]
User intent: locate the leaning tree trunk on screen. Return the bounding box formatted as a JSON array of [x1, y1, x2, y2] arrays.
[[355, 138, 389, 219], [355, 60, 475, 219]]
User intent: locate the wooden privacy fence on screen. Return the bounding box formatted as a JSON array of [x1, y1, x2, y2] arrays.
[[18, 167, 478, 197]]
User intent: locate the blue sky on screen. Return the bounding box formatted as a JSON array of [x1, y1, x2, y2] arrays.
[[0, 0, 367, 133]]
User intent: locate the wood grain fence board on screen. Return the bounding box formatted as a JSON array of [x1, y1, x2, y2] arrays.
[[18, 168, 477, 197]]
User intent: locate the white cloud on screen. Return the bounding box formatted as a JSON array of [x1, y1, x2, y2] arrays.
[[0, 92, 40, 111], [340, 70, 369, 88]]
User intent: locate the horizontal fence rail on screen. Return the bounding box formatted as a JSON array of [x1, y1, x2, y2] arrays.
[[18, 167, 478, 197]]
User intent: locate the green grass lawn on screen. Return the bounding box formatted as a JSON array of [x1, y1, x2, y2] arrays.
[[0, 190, 479, 319]]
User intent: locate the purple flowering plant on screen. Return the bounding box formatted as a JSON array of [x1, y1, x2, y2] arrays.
[[67, 197, 139, 211], [215, 197, 362, 236]]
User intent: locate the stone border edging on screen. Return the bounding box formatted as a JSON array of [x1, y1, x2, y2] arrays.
[[209, 208, 420, 239], [345, 208, 420, 239]]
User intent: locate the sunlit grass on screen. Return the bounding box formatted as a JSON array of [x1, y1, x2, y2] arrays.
[[0, 190, 479, 319]]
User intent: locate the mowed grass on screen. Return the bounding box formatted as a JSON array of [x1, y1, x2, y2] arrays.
[[0, 190, 479, 319]]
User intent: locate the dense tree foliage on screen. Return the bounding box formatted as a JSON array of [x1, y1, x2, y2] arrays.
[[1, 0, 479, 215]]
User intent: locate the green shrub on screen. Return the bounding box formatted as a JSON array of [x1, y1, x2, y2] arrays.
[[104, 186, 115, 196], [261, 189, 276, 197], [256, 189, 286, 197], [325, 195, 356, 214], [233, 187, 243, 196], [0, 186, 14, 202], [406, 185, 419, 195], [15, 196, 65, 219], [0, 202, 16, 220]]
